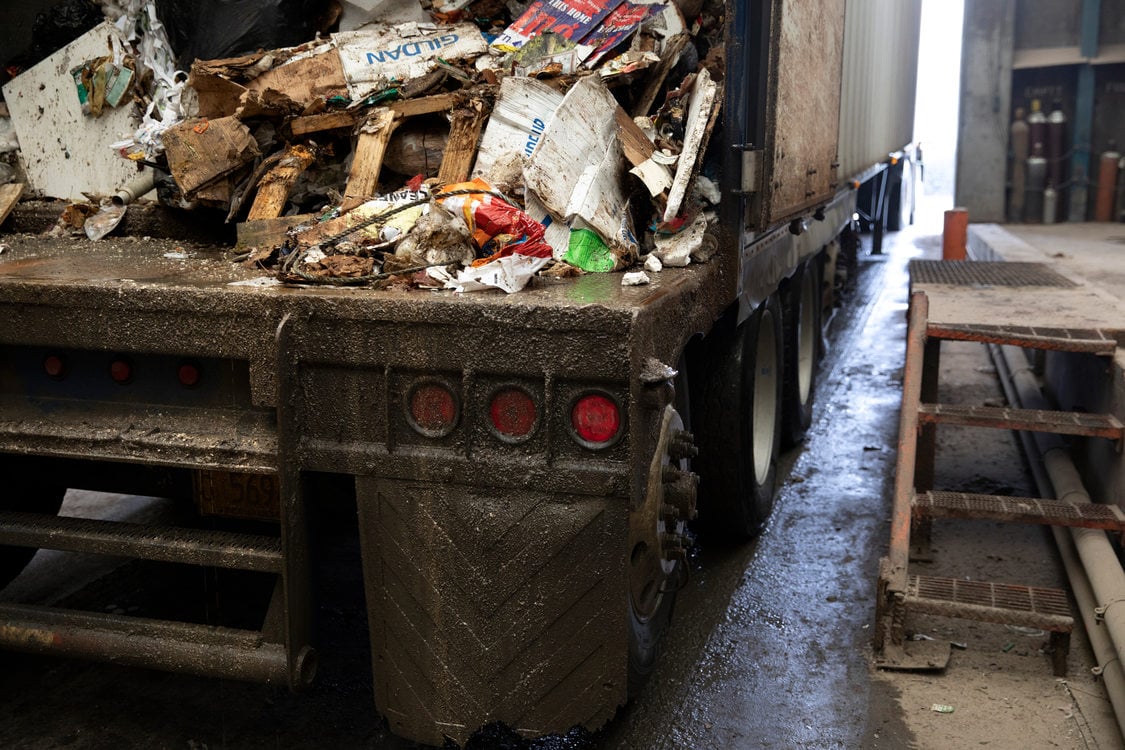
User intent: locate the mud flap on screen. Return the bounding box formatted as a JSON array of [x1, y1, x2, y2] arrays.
[[354, 476, 628, 746]]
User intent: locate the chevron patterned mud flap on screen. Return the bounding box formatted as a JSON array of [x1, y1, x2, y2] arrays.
[[355, 476, 628, 746]]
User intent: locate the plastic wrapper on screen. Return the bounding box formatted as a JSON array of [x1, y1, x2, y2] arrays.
[[427, 253, 551, 293], [436, 178, 553, 261]]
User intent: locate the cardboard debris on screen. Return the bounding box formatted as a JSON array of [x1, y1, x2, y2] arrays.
[[2, 22, 141, 200], [473, 77, 564, 178], [524, 75, 636, 267], [335, 23, 488, 101], [583, 1, 664, 67], [664, 68, 720, 221], [491, 0, 624, 53], [0, 184, 24, 227], [162, 116, 260, 197]]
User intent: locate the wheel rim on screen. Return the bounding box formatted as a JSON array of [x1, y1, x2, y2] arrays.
[[629, 407, 694, 621], [752, 309, 779, 485], [797, 271, 817, 405]]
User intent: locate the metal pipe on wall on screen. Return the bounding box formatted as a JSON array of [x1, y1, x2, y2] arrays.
[[992, 343, 1125, 739]]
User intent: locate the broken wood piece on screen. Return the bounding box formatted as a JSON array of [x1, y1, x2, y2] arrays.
[[247, 145, 317, 220], [162, 116, 260, 196], [237, 213, 317, 250], [389, 91, 463, 118], [615, 106, 672, 202], [290, 110, 359, 136], [437, 97, 491, 184], [0, 183, 25, 228], [343, 107, 400, 211], [614, 106, 655, 166], [664, 67, 721, 221], [632, 33, 690, 117]]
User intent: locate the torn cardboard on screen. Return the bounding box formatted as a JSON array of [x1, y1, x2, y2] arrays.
[[2, 22, 142, 200], [524, 75, 636, 267]]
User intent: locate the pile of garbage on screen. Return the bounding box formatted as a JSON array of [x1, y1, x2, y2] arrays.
[[2, 0, 728, 292]]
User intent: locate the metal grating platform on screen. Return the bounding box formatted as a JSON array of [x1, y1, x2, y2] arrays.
[[906, 575, 1073, 632], [915, 491, 1125, 530], [917, 403, 1125, 439], [910, 260, 1077, 288], [926, 322, 1117, 354]]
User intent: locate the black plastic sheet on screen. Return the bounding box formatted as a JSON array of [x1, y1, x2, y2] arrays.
[[155, 0, 337, 66]]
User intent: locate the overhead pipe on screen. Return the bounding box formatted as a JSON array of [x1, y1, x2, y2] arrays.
[[991, 343, 1125, 740]]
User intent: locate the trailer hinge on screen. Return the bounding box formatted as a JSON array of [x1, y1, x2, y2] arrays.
[[732, 144, 762, 195]]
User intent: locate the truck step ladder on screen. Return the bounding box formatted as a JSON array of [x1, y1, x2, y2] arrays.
[[875, 279, 1125, 676], [0, 318, 314, 688]]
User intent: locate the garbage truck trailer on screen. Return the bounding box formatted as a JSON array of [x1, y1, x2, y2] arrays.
[[0, 0, 919, 744]]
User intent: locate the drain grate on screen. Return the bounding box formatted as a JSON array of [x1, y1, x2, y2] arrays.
[[910, 260, 1077, 288]]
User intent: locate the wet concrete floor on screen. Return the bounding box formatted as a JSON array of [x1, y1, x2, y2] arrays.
[[0, 206, 950, 749]]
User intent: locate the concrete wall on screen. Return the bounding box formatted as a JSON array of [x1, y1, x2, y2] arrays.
[[955, 0, 1016, 221]]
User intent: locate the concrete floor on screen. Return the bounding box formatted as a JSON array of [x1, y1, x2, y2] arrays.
[[2, 199, 1121, 749]]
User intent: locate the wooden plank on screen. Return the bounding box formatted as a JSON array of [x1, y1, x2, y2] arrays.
[[162, 116, 260, 195], [614, 106, 655, 166], [389, 92, 461, 118], [342, 108, 400, 210], [290, 111, 359, 136], [237, 213, 317, 249], [437, 97, 490, 184], [0, 183, 25, 228], [247, 145, 317, 220], [632, 33, 690, 117]]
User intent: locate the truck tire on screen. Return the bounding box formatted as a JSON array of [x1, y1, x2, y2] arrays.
[[695, 296, 783, 541], [0, 466, 66, 590], [781, 258, 822, 447]]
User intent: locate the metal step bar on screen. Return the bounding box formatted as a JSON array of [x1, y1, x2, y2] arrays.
[[926, 321, 1117, 355], [905, 575, 1072, 676], [0, 602, 313, 686], [917, 403, 1125, 442], [915, 491, 1125, 531], [0, 512, 283, 572]]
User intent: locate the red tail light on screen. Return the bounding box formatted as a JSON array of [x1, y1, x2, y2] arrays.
[[570, 392, 622, 448], [178, 362, 201, 387], [109, 357, 133, 384], [407, 382, 459, 437], [43, 354, 67, 379], [489, 387, 538, 442]]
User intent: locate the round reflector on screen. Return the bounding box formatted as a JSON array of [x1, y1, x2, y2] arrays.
[[43, 354, 67, 379], [489, 387, 538, 441], [571, 393, 621, 447], [178, 362, 201, 388], [109, 358, 133, 384], [408, 382, 458, 437]]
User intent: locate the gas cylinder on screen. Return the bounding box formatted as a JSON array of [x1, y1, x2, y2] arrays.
[[1009, 107, 1029, 222], [1095, 140, 1120, 222], [1043, 183, 1058, 224], [1047, 100, 1068, 189], [1025, 142, 1047, 223], [1027, 99, 1047, 157]]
